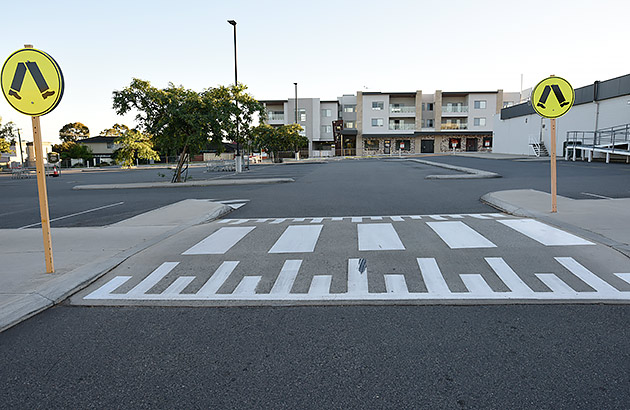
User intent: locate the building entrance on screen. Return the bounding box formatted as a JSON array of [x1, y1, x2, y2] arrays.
[[466, 138, 478, 152], [421, 139, 434, 153]]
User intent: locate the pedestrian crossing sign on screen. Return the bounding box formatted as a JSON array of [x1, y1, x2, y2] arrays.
[[1, 48, 64, 116], [531, 76, 574, 119]]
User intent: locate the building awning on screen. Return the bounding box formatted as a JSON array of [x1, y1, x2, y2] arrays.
[[341, 129, 358, 136]]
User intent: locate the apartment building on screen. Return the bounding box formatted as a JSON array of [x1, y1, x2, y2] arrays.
[[261, 98, 340, 157], [262, 90, 519, 157], [357, 90, 520, 156]]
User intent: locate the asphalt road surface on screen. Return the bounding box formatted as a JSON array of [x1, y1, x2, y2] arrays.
[[1, 156, 629, 409]]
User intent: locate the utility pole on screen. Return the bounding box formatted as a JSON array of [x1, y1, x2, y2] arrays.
[[228, 19, 242, 173], [17, 128, 24, 167]]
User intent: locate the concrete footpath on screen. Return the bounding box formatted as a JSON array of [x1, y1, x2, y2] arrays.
[[0, 200, 231, 332], [482, 189, 630, 258]]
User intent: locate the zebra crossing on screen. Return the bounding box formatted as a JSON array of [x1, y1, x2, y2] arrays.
[[82, 213, 630, 304]]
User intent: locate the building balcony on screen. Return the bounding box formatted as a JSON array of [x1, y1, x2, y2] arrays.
[[389, 105, 415, 116], [389, 122, 415, 131], [441, 122, 468, 130], [267, 112, 285, 123], [441, 105, 468, 115]]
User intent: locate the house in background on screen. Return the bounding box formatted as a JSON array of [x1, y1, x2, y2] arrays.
[[78, 136, 119, 165]]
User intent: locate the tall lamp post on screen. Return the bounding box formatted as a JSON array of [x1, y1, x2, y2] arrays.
[[228, 19, 242, 173], [294, 82, 300, 160]]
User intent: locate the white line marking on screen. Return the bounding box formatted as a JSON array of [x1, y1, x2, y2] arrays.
[[217, 219, 232, 224], [384, 274, 409, 294], [269, 225, 323, 253], [255, 218, 269, 223], [358, 223, 405, 251], [615, 273, 630, 285], [233, 276, 262, 294], [311, 218, 323, 223], [197, 261, 239, 295], [348, 259, 369, 294], [270, 218, 287, 224], [352, 217, 363, 223], [427, 221, 496, 249], [293, 218, 306, 222], [429, 215, 447, 220], [18, 201, 124, 229], [309, 275, 332, 295], [485, 213, 508, 218], [371, 216, 384, 221], [448, 215, 464, 219], [535, 273, 577, 295], [229, 219, 249, 225], [498, 219, 595, 246], [409, 215, 422, 220], [83, 276, 132, 299], [581, 192, 613, 200], [217, 199, 251, 204], [485, 257, 532, 294], [468, 214, 492, 219], [270, 260, 302, 294], [228, 203, 246, 210], [331, 217, 344, 221], [555, 257, 618, 293], [390, 216, 404, 222], [417, 258, 450, 295], [460, 274, 494, 294], [162, 276, 195, 295], [127, 262, 179, 295], [183, 226, 255, 255]]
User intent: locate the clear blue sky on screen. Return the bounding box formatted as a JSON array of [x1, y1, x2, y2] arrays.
[[1, 0, 628, 143]]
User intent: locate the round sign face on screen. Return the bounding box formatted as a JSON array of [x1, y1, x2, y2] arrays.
[[1, 48, 64, 116], [531, 76, 574, 119]]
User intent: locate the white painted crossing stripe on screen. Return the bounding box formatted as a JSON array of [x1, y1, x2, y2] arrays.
[[270, 260, 302, 294], [485, 257, 532, 294], [229, 219, 249, 225], [228, 203, 246, 210], [163, 276, 195, 295], [217, 199, 250, 204], [616, 273, 630, 285], [485, 213, 508, 218], [217, 219, 231, 224], [409, 215, 422, 220], [371, 216, 383, 221], [417, 258, 450, 295], [233, 276, 262, 294], [385, 274, 409, 294], [427, 221, 496, 249], [183, 226, 255, 255], [331, 217, 344, 221], [358, 223, 405, 251], [269, 225, 323, 253], [311, 218, 323, 223], [352, 217, 363, 223], [348, 259, 369, 294], [460, 274, 494, 294], [255, 218, 269, 223], [270, 218, 287, 224], [390, 216, 404, 222], [197, 262, 239, 295], [449, 215, 464, 219], [127, 262, 179, 295], [468, 214, 492, 219], [429, 215, 447, 221], [293, 218, 306, 222], [535, 273, 577, 295], [498, 219, 595, 246], [309, 275, 332, 295], [84, 276, 132, 299], [555, 257, 618, 293]]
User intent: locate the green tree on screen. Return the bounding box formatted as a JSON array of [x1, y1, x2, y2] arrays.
[[0, 121, 18, 152], [278, 123, 308, 156], [112, 78, 265, 182], [55, 142, 93, 165], [112, 129, 160, 168], [59, 122, 90, 143], [99, 123, 130, 137], [252, 123, 305, 162]]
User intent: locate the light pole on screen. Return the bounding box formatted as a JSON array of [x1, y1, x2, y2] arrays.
[[228, 19, 242, 173], [294, 82, 300, 160]]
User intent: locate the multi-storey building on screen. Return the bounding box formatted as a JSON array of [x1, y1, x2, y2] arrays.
[[262, 90, 520, 157]]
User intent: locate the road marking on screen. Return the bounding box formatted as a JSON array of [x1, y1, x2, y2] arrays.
[[293, 218, 306, 222], [331, 217, 344, 221], [429, 215, 447, 220], [269, 225, 323, 253], [163, 276, 195, 295], [460, 274, 493, 294], [217, 199, 250, 204], [310, 218, 323, 223], [233, 276, 262, 294], [84, 276, 132, 299], [498, 219, 594, 246], [183, 226, 255, 255], [409, 215, 422, 220], [309, 275, 332, 295], [427, 221, 496, 249], [127, 262, 179, 295], [371, 216, 383, 221], [270, 260, 302, 294], [468, 214, 492, 219], [555, 257, 618, 293], [357, 223, 405, 251], [485, 257, 532, 294], [228, 203, 246, 210], [17, 201, 124, 229], [390, 216, 404, 222], [352, 217, 363, 223], [535, 273, 576, 295], [270, 218, 287, 224], [384, 274, 409, 294], [197, 261, 240, 295], [581, 192, 613, 199], [348, 259, 369, 294], [417, 258, 450, 295]]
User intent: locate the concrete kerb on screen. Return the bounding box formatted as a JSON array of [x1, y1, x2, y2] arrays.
[[407, 159, 501, 179], [73, 178, 294, 190], [481, 192, 630, 259], [0, 203, 232, 333]]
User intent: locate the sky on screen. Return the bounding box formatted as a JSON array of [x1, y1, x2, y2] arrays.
[[1, 0, 629, 144]]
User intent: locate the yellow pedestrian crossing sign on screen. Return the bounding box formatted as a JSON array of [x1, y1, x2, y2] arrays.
[[1, 48, 64, 116], [531, 76, 574, 119]]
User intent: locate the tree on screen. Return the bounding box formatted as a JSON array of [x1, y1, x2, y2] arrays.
[[112, 78, 265, 182], [252, 123, 305, 162], [112, 129, 160, 168], [59, 122, 90, 143], [99, 123, 130, 137], [0, 121, 18, 152], [278, 123, 308, 156]]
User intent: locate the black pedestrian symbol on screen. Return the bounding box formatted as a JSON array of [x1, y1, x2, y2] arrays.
[[8, 61, 55, 101], [536, 84, 569, 109]]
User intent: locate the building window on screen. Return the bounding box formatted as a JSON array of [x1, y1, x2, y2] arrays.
[[298, 109, 307, 122], [425, 119, 434, 128], [106, 142, 114, 149], [364, 139, 379, 150], [345, 121, 355, 129], [343, 105, 356, 113], [474, 100, 487, 109], [298, 126, 307, 136], [321, 109, 332, 117], [371, 118, 384, 127], [503, 101, 514, 108], [372, 101, 384, 110], [473, 117, 487, 126], [321, 125, 332, 134], [426, 103, 434, 111], [396, 140, 411, 151], [483, 137, 493, 148]]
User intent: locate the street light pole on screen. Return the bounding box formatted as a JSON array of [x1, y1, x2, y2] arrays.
[[294, 82, 298, 124], [228, 19, 242, 173], [17, 128, 24, 167]]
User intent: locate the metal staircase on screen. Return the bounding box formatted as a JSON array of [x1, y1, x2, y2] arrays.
[[566, 123, 630, 163], [529, 137, 549, 157]]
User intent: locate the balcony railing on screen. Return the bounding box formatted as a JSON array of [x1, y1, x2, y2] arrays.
[[442, 105, 468, 113], [389, 105, 415, 114], [441, 123, 468, 130], [389, 123, 415, 131], [268, 113, 284, 121]]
